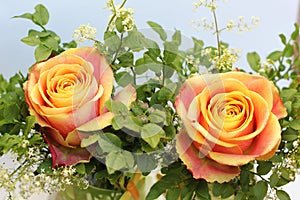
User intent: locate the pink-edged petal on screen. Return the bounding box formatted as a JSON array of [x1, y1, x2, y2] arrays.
[[208, 152, 255, 166], [44, 128, 72, 147], [271, 83, 287, 119], [176, 130, 240, 183], [246, 113, 281, 159], [175, 74, 218, 112], [42, 129, 91, 167], [77, 111, 114, 132], [113, 84, 137, 108]]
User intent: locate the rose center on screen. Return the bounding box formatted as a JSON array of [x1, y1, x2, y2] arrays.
[[208, 91, 251, 132]]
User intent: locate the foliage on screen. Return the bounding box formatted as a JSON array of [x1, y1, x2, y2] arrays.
[[0, 0, 299, 200]]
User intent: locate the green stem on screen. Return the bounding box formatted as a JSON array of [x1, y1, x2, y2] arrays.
[[130, 67, 137, 85], [211, 0, 221, 59], [159, 56, 166, 86], [111, 33, 124, 65]]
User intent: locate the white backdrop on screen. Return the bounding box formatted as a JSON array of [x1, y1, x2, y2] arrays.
[[0, 0, 299, 199]]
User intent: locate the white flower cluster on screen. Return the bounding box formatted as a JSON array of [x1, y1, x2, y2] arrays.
[[212, 48, 240, 71], [185, 55, 200, 68], [193, 0, 217, 11], [226, 16, 260, 32], [192, 1, 259, 33], [106, 0, 135, 32], [191, 17, 215, 32], [0, 143, 88, 199], [73, 24, 97, 44]]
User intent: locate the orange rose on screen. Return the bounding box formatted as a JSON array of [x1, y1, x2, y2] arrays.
[[24, 47, 136, 166], [175, 72, 287, 183]]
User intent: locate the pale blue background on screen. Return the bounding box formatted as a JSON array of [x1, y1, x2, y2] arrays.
[[0, 0, 299, 77], [0, 0, 300, 199]]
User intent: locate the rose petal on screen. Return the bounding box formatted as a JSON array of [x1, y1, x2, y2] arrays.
[[175, 74, 218, 113], [77, 111, 114, 132], [246, 113, 281, 159], [271, 83, 287, 119], [209, 113, 281, 166], [42, 129, 91, 167], [176, 130, 240, 183], [113, 84, 137, 108], [221, 72, 273, 111], [61, 47, 114, 114], [229, 91, 270, 141]]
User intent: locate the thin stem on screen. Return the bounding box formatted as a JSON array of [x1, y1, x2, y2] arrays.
[[111, 33, 124, 65], [159, 56, 166, 86], [212, 8, 221, 59], [130, 67, 137, 85]]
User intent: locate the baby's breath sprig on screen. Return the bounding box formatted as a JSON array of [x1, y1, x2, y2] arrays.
[[192, 0, 259, 70], [105, 0, 135, 33], [73, 24, 98, 44], [1, 147, 88, 200]]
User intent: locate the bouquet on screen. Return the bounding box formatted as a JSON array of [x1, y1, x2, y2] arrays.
[[0, 0, 299, 199]]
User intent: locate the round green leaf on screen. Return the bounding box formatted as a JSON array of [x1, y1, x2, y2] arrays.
[[276, 190, 291, 200], [253, 181, 268, 200]]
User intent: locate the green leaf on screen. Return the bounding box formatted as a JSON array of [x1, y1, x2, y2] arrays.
[[13, 13, 33, 20], [40, 35, 59, 50], [21, 35, 40, 46], [247, 52, 261, 72], [123, 117, 142, 133], [136, 154, 156, 173], [282, 128, 298, 142], [166, 188, 180, 200], [75, 163, 86, 175], [212, 182, 235, 199], [172, 30, 181, 46], [146, 172, 182, 200], [256, 161, 273, 175], [289, 119, 300, 130], [148, 109, 166, 124], [34, 44, 52, 61], [106, 150, 134, 174], [32, 4, 49, 26], [276, 190, 291, 200], [240, 170, 250, 192], [164, 41, 178, 63], [147, 21, 167, 41], [104, 31, 121, 52], [37, 158, 53, 174], [111, 115, 126, 130], [158, 86, 175, 104], [117, 51, 134, 67], [23, 116, 36, 136], [123, 29, 145, 52], [115, 71, 134, 87], [98, 133, 122, 152], [279, 34, 287, 44], [283, 44, 294, 57], [141, 123, 164, 148], [291, 23, 299, 40], [63, 40, 77, 49], [195, 180, 211, 200], [115, 17, 124, 33], [253, 181, 268, 200], [81, 134, 100, 147], [143, 39, 161, 59], [105, 100, 128, 115], [267, 51, 282, 61]]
